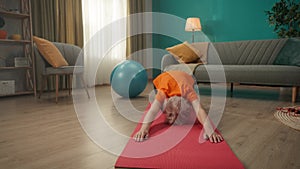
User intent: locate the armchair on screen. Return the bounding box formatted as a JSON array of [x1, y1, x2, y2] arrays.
[[34, 42, 90, 103]]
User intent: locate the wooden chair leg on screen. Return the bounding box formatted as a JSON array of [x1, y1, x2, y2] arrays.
[[68, 74, 72, 96], [55, 74, 59, 103], [230, 83, 234, 97], [39, 75, 47, 99], [79, 73, 90, 99], [292, 86, 298, 103]]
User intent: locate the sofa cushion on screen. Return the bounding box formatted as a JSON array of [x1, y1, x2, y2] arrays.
[[193, 65, 300, 86], [191, 42, 208, 64], [274, 38, 300, 66], [212, 39, 286, 65], [33, 36, 69, 68], [45, 66, 84, 75], [166, 41, 203, 63]]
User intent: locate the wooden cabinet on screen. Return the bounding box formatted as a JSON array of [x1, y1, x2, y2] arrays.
[[0, 0, 35, 96]]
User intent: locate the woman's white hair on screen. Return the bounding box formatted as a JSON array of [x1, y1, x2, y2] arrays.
[[163, 96, 195, 125]]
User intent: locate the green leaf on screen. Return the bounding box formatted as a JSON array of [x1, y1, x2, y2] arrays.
[[265, 0, 300, 38]]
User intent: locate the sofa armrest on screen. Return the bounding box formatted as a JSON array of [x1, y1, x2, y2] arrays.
[[161, 54, 179, 71]]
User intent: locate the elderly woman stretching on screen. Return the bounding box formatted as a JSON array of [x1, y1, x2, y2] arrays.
[[134, 70, 223, 143]]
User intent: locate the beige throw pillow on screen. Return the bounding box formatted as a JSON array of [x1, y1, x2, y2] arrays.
[[191, 42, 209, 64], [33, 36, 69, 68], [166, 41, 203, 63]]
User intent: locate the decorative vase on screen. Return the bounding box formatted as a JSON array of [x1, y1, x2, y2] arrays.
[[0, 30, 7, 39]]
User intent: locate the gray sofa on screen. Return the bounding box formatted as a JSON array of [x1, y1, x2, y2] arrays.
[[161, 38, 300, 102]]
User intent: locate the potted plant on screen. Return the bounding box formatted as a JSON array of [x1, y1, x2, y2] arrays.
[[0, 15, 7, 39], [265, 0, 300, 38]]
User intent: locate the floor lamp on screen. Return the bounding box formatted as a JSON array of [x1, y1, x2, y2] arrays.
[[185, 17, 202, 43]]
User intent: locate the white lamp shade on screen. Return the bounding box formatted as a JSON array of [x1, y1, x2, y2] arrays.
[[185, 17, 202, 31]]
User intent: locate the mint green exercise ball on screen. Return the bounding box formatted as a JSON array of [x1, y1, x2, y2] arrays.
[[110, 60, 148, 98]]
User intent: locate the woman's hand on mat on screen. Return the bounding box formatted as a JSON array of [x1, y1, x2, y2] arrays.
[[208, 132, 223, 143], [134, 129, 149, 142]]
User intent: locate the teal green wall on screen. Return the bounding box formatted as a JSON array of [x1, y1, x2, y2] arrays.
[[153, 0, 278, 45], [152, 0, 279, 77]]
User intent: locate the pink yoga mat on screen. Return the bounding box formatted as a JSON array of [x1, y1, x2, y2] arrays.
[[115, 104, 244, 169]]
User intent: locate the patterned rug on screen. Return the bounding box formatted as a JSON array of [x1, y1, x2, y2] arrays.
[[274, 106, 300, 131]]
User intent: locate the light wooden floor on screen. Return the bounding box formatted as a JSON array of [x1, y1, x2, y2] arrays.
[[0, 83, 299, 169]]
